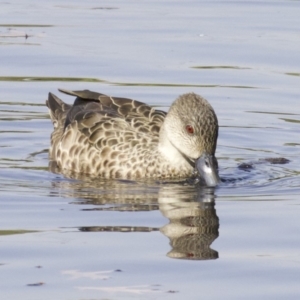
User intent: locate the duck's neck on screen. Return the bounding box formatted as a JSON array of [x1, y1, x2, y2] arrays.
[[158, 124, 193, 171]]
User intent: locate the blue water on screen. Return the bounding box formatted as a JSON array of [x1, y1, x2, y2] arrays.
[[1, 1, 300, 299]]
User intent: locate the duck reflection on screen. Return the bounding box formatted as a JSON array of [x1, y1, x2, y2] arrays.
[[50, 172, 219, 260]]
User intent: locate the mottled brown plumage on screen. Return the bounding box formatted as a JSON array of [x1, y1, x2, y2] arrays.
[[46, 89, 219, 181]]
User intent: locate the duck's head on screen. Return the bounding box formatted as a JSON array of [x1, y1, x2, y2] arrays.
[[162, 93, 219, 187]]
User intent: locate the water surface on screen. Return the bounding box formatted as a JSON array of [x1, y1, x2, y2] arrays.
[[1, 1, 300, 299]]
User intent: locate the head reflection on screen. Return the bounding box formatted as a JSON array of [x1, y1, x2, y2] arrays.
[[159, 188, 219, 260]]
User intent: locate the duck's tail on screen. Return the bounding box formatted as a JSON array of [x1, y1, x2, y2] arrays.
[[46, 92, 71, 129], [46, 93, 72, 160]]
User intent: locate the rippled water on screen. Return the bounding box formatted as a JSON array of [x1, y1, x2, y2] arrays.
[[1, 1, 300, 299]]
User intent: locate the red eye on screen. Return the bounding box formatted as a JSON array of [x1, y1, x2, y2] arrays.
[[186, 125, 194, 135]]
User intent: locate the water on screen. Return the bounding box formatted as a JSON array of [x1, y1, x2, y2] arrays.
[[1, 1, 300, 299]]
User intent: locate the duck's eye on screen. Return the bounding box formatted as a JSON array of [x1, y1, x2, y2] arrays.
[[186, 125, 194, 135]]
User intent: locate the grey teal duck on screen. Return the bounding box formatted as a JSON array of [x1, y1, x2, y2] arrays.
[[46, 89, 220, 186]]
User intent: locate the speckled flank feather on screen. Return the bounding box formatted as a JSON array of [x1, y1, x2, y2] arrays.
[[46, 89, 218, 179]]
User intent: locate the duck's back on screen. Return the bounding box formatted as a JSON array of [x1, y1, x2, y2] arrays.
[[46, 89, 167, 178]]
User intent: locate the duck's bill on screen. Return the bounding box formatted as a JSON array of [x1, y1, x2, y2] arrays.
[[196, 154, 220, 187]]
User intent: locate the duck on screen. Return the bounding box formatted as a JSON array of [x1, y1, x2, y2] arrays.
[[46, 89, 220, 186]]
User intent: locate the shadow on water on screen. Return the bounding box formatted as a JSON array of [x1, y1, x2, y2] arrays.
[[50, 172, 219, 261], [0, 76, 258, 88], [0, 24, 53, 28]]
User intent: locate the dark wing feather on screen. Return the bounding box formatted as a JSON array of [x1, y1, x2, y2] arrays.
[[59, 89, 167, 136]]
